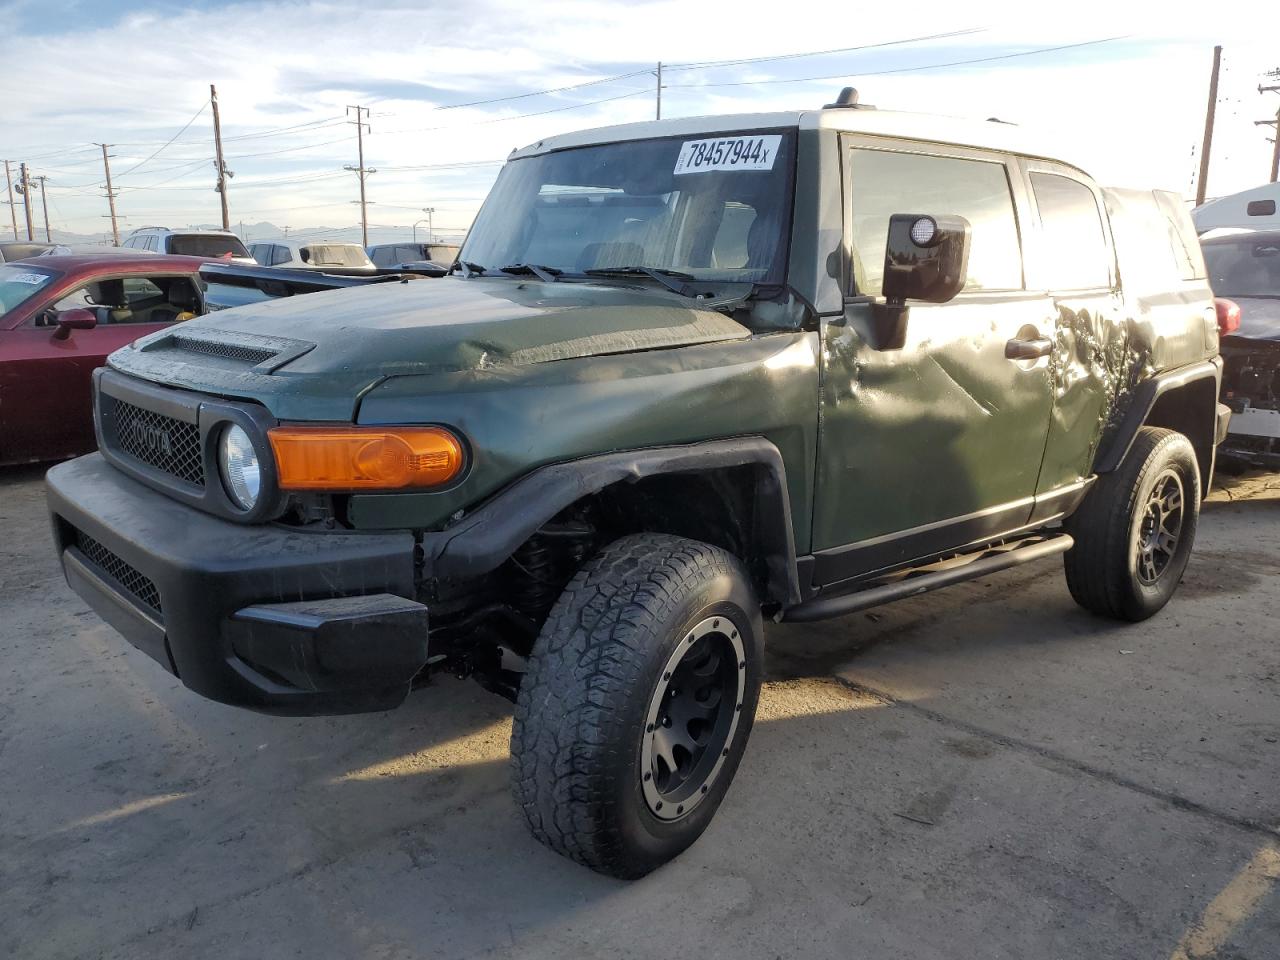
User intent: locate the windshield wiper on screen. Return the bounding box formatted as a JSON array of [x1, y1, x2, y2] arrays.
[[583, 266, 694, 297], [497, 263, 562, 283], [450, 260, 488, 278]]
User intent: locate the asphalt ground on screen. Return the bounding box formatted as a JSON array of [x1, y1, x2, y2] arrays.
[[2, 463, 1278, 960]]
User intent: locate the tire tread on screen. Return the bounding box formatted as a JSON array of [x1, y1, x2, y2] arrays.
[[511, 533, 750, 877]]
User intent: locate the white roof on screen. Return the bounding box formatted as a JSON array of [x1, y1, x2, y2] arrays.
[[1192, 182, 1280, 231], [509, 106, 1082, 171]]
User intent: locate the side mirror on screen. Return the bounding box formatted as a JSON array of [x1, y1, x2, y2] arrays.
[[869, 214, 971, 350], [52, 307, 98, 340]]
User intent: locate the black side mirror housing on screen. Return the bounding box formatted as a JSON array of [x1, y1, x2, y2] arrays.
[[869, 213, 971, 350], [52, 307, 98, 340]]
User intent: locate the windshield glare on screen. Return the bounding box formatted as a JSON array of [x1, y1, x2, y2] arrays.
[[460, 129, 796, 285], [0, 264, 57, 317], [1203, 238, 1280, 298]]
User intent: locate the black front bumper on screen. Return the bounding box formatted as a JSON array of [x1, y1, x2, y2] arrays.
[[47, 454, 429, 715]]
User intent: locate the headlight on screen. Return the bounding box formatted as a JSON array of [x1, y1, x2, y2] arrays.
[[219, 424, 262, 510]]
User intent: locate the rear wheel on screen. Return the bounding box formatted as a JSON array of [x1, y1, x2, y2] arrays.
[[510, 533, 763, 879], [1064, 427, 1200, 621]]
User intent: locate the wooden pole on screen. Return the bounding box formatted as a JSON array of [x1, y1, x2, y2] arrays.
[[3, 160, 17, 240], [1196, 45, 1222, 205], [211, 84, 231, 230]]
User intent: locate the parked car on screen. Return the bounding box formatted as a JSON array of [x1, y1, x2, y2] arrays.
[[248, 239, 376, 274], [1201, 228, 1280, 466], [0, 255, 405, 465], [0, 241, 53, 262], [199, 260, 420, 311], [47, 94, 1227, 879], [368, 241, 459, 270], [121, 227, 255, 264], [1193, 182, 1280, 234], [0, 253, 207, 465]]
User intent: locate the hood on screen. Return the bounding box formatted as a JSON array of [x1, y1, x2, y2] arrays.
[[111, 276, 752, 419], [1225, 297, 1280, 342]]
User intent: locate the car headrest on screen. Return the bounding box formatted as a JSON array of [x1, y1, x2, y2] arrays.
[[87, 278, 126, 307]]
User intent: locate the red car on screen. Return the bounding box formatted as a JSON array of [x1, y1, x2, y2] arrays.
[[0, 254, 208, 465]]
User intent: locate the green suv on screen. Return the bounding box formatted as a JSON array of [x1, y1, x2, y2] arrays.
[[47, 92, 1229, 878]]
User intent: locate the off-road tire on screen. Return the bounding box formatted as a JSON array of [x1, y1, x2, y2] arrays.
[[510, 533, 763, 879], [1064, 427, 1200, 621]]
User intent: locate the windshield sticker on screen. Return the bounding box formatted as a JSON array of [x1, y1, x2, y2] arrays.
[[7, 273, 47, 285], [673, 135, 781, 175]]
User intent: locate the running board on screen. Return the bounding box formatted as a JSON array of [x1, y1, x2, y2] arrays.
[[781, 533, 1074, 624]]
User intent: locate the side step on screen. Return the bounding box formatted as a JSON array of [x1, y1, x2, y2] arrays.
[[781, 533, 1074, 624]]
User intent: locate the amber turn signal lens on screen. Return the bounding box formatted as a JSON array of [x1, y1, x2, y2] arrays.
[[268, 426, 464, 490]]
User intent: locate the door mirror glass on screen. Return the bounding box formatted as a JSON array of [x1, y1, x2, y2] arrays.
[[882, 213, 971, 304]]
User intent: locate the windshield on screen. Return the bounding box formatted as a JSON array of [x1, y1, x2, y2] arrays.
[[1203, 237, 1280, 298], [168, 234, 250, 258], [460, 128, 796, 284], [0, 264, 58, 317], [302, 244, 373, 267]]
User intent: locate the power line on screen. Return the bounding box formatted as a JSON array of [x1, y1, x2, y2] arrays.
[[663, 35, 1129, 89], [432, 69, 654, 111], [378, 89, 650, 138], [226, 135, 355, 162], [115, 103, 208, 178], [664, 28, 985, 71]]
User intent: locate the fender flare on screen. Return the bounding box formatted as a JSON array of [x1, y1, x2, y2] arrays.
[[1092, 358, 1222, 475], [421, 437, 801, 606]]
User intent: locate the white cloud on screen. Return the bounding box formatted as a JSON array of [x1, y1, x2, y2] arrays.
[[0, 0, 1273, 238]]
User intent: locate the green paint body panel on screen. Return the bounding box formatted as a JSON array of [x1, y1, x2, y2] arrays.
[[814, 294, 1055, 549], [99, 120, 1219, 593], [351, 333, 820, 546]]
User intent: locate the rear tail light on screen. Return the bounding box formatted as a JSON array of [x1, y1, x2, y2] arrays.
[[1215, 298, 1241, 336]]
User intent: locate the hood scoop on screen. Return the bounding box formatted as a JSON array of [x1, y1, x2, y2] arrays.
[[139, 328, 315, 374]]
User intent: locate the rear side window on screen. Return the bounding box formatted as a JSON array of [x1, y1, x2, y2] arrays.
[[302, 244, 372, 267], [849, 148, 1023, 296], [168, 234, 250, 258], [271, 245, 292, 266], [1031, 173, 1112, 290]]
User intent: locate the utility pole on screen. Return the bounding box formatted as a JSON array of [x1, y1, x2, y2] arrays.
[[17, 163, 34, 240], [422, 206, 435, 243], [1257, 72, 1280, 183], [656, 61, 663, 120], [210, 84, 232, 230], [96, 144, 120, 245], [3, 160, 17, 240], [345, 105, 375, 247], [1196, 45, 1222, 205], [34, 175, 51, 242]]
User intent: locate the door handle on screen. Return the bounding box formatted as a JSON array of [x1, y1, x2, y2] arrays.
[[1005, 336, 1053, 361]]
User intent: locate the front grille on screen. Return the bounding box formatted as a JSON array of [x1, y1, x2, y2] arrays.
[[112, 400, 205, 487], [169, 335, 276, 365], [75, 531, 162, 615]]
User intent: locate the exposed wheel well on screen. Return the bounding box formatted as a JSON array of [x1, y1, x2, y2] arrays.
[[575, 466, 780, 604], [1142, 377, 1218, 491]]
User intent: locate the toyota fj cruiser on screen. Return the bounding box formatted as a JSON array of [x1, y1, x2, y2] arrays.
[[47, 91, 1229, 878]]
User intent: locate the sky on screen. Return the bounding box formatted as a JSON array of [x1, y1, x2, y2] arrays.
[[0, 0, 1275, 244]]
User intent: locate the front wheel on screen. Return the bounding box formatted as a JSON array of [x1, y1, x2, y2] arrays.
[[1064, 427, 1201, 621], [510, 533, 763, 879]]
